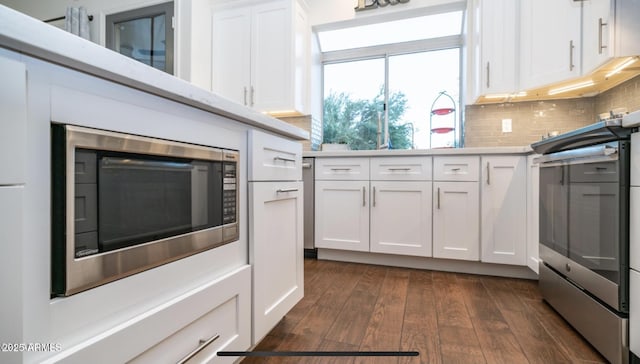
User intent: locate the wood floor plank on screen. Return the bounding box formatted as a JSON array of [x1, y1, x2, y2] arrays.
[[355, 267, 410, 364], [308, 339, 358, 364], [315, 262, 367, 309], [325, 264, 387, 346], [400, 269, 441, 364], [438, 326, 486, 364], [433, 271, 474, 329], [500, 308, 573, 364]]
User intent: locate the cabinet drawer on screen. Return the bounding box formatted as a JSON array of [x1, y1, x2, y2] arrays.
[[370, 157, 432, 181], [127, 266, 251, 364], [315, 158, 370, 180], [570, 162, 618, 183], [433, 156, 479, 181], [249, 129, 302, 181]]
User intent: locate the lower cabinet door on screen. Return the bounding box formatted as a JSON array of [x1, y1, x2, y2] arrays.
[[433, 181, 480, 261], [314, 180, 370, 252], [249, 181, 304, 344], [370, 181, 432, 257]]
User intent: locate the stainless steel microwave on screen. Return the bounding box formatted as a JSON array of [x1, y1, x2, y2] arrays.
[[51, 124, 239, 296]]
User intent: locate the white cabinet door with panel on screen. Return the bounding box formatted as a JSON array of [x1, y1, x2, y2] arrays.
[[481, 156, 527, 265], [433, 181, 480, 261], [520, 0, 581, 90], [370, 181, 432, 257], [315, 180, 369, 252], [249, 181, 303, 343], [526, 155, 540, 273], [212, 0, 309, 115], [477, 0, 518, 97], [211, 7, 252, 107]]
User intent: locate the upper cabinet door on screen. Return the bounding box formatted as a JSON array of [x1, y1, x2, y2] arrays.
[[212, 7, 252, 106], [582, 0, 613, 74], [251, 1, 292, 112], [520, 0, 581, 90], [479, 0, 518, 96]]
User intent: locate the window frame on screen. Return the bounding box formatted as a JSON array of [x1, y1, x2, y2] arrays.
[[317, 3, 467, 148], [105, 1, 174, 75]]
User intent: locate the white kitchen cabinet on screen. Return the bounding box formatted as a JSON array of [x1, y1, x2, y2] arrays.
[[315, 157, 370, 181], [526, 155, 540, 274], [433, 155, 479, 182], [582, 0, 613, 74], [315, 180, 370, 252], [370, 156, 432, 181], [0, 54, 26, 185], [520, 0, 640, 90], [370, 181, 432, 257], [480, 156, 527, 266], [471, 0, 518, 99], [248, 129, 302, 181], [520, 0, 581, 90], [249, 181, 303, 344], [433, 181, 480, 261], [211, 0, 309, 115], [248, 129, 303, 344]]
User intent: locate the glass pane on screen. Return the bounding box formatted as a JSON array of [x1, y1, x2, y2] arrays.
[[114, 17, 152, 66], [388, 48, 460, 149], [323, 58, 385, 150], [318, 11, 463, 52], [152, 14, 167, 71]]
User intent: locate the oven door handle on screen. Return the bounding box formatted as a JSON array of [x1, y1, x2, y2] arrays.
[[533, 144, 618, 165]]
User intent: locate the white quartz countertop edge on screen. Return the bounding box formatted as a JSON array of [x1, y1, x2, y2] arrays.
[[303, 146, 533, 157], [0, 5, 309, 141]]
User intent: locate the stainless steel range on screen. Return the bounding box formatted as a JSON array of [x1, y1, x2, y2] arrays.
[[531, 117, 633, 364]]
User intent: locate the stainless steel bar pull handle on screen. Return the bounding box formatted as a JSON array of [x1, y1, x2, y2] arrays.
[[243, 87, 248, 106], [569, 40, 575, 71], [277, 188, 299, 193], [331, 168, 352, 171], [437, 187, 441, 209], [362, 186, 366, 207], [560, 167, 565, 185], [388, 168, 411, 171], [598, 18, 608, 54], [250, 86, 255, 107], [373, 186, 376, 207], [274, 156, 295, 163], [486, 62, 490, 88], [176, 334, 220, 364], [486, 162, 491, 185]]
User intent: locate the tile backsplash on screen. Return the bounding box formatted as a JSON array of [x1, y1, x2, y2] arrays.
[[464, 74, 640, 147], [277, 114, 322, 151]]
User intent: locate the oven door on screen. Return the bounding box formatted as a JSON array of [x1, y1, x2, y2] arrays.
[[537, 141, 629, 313]]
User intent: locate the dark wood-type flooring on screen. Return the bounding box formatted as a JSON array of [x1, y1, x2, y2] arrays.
[[243, 258, 606, 364]]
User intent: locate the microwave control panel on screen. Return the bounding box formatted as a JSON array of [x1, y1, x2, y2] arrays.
[[223, 161, 237, 224]]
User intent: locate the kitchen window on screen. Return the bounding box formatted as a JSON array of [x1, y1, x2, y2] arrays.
[[317, 5, 465, 150], [106, 2, 174, 74]]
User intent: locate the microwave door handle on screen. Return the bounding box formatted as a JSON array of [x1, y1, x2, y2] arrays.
[[101, 157, 193, 171]]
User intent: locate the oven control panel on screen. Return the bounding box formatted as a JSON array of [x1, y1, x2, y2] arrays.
[[223, 161, 237, 224]]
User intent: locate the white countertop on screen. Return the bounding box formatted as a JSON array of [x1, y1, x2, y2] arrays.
[[0, 5, 308, 141], [304, 146, 533, 157]]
